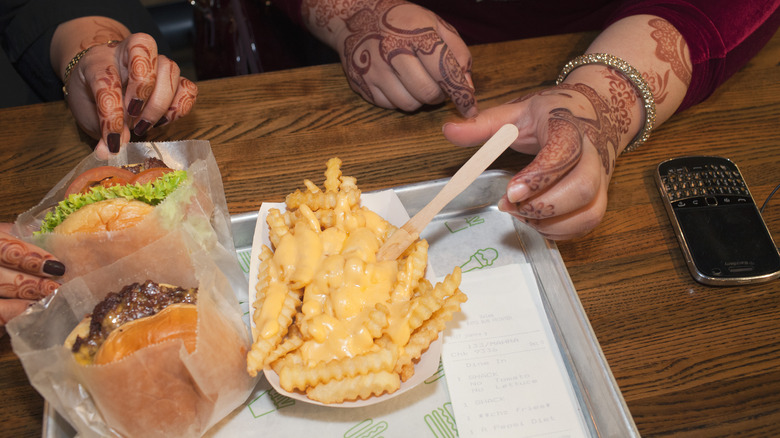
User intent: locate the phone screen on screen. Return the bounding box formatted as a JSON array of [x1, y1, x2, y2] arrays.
[[675, 203, 780, 278]]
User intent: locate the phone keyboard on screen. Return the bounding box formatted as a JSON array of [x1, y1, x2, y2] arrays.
[[660, 163, 750, 203]]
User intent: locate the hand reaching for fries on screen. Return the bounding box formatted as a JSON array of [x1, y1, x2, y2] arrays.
[[247, 158, 467, 404], [0, 223, 64, 335]]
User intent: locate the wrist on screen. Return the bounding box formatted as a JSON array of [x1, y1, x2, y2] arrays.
[[557, 53, 656, 153], [60, 40, 121, 98]]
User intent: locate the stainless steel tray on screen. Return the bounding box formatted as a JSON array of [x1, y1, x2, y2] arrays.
[[44, 170, 638, 437]]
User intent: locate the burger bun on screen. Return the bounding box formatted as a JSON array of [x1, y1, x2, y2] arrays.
[[54, 198, 154, 234]]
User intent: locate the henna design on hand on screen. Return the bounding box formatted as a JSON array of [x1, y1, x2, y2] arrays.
[[0, 274, 56, 300], [167, 78, 198, 121], [0, 236, 50, 274], [519, 200, 556, 218], [129, 44, 157, 101], [553, 83, 621, 173], [308, 0, 474, 109], [602, 69, 639, 135], [508, 83, 623, 218], [95, 66, 125, 134], [508, 116, 580, 219], [650, 18, 692, 86], [643, 70, 670, 105], [80, 19, 125, 50]]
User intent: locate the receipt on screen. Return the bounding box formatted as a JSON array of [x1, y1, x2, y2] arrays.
[[441, 263, 589, 437]]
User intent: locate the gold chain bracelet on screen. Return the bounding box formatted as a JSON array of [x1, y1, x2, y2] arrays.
[[62, 40, 121, 98], [556, 53, 656, 153]]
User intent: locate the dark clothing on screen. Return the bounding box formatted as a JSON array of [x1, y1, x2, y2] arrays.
[[0, 0, 167, 108], [273, 0, 780, 111]]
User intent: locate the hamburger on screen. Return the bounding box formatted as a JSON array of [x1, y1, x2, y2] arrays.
[[37, 158, 187, 235], [65, 280, 198, 365]]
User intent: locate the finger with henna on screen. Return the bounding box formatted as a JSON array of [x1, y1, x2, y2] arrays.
[[0, 266, 60, 301], [0, 231, 66, 277]]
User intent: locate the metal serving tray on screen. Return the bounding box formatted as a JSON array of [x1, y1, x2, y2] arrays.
[[44, 170, 637, 437]]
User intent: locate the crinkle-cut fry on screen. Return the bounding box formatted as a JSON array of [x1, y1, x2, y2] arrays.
[[339, 175, 357, 191], [247, 288, 301, 377], [265, 325, 304, 367], [303, 179, 320, 193], [297, 203, 321, 232], [266, 208, 289, 248], [285, 188, 361, 213], [395, 289, 468, 376], [391, 240, 429, 302], [398, 362, 415, 382], [270, 350, 304, 374], [287, 207, 338, 230], [324, 157, 342, 193], [306, 371, 401, 404], [407, 267, 461, 332], [278, 347, 398, 392], [250, 246, 274, 341], [365, 306, 389, 339]]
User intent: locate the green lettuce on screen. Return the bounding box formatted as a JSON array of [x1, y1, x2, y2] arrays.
[[37, 170, 188, 234]]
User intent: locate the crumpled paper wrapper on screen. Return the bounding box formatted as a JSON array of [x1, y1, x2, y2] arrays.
[[7, 229, 258, 438], [12, 141, 241, 295]]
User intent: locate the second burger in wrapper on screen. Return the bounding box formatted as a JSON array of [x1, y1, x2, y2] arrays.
[[7, 229, 257, 438]]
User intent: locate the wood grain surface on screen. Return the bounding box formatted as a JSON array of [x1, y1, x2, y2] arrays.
[[1, 29, 779, 437]]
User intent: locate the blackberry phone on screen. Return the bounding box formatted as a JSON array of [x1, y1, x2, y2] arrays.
[[655, 156, 780, 285]]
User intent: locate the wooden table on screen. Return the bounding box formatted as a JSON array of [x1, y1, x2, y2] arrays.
[[2, 29, 779, 437]]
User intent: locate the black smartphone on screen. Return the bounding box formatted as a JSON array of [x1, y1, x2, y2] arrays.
[[655, 156, 780, 285]]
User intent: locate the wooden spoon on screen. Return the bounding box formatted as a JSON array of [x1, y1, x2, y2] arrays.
[[376, 123, 520, 262]]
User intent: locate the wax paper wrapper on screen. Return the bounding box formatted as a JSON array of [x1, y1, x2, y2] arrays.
[[12, 141, 241, 294], [7, 228, 258, 438], [248, 190, 442, 407]]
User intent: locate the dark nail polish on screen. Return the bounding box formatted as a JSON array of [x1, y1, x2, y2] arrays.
[[133, 119, 152, 136], [128, 98, 144, 117], [153, 116, 169, 128], [107, 133, 121, 153], [43, 260, 66, 276]]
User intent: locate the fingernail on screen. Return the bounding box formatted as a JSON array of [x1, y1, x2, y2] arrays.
[[107, 133, 121, 153], [43, 260, 66, 276], [133, 120, 152, 136], [153, 116, 169, 128], [507, 183, 530, 203], [497, 196, 511, 212], [128, 98, 144, 117]]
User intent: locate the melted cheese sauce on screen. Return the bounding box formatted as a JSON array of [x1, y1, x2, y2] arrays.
[[263, 206, 407, 366]]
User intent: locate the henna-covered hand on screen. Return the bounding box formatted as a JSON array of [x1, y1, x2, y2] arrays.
[[58, 30, 198, 159], [0, 224, 64, 331], [442, 80, 634, 240], [302, 0, 476, 117], [441, 13, 693, 240]]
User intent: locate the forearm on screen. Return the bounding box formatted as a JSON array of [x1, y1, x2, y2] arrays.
[[560, 15, 691, 153], [50, 17, 130, 82], [609, 0, 780, 111]]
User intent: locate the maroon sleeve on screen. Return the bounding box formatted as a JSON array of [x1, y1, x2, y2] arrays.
[[271, 0, 304, 27], [608, 0, 780, 111]]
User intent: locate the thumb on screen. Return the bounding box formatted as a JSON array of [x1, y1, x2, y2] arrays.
[[442, 108, 520, 147]]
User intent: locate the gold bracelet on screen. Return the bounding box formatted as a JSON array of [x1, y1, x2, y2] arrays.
[[62, 40, 121, 98], [555, 53, 656, 153]]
